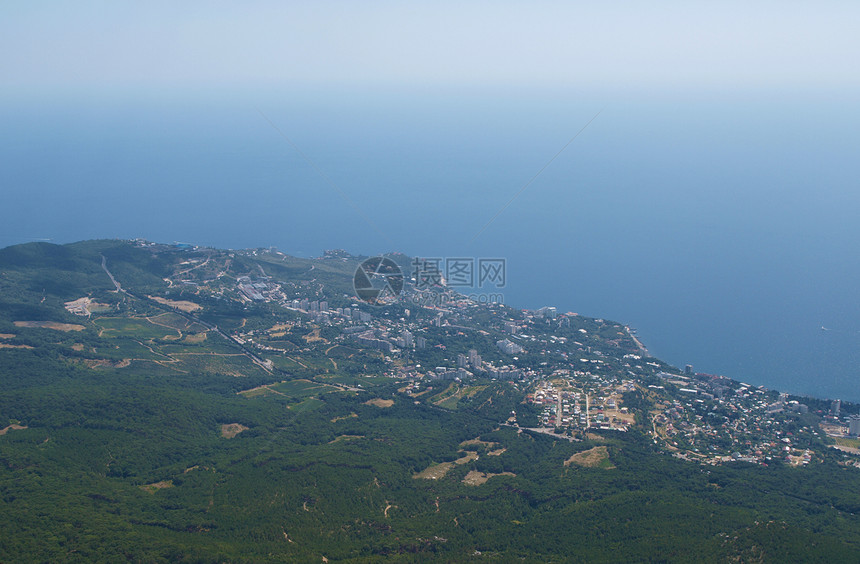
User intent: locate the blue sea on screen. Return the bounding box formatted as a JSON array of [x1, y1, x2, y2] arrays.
[[2, 85, 859, 402]]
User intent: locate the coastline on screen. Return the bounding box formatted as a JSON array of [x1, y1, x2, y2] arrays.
[[626, 325, 649, 356]]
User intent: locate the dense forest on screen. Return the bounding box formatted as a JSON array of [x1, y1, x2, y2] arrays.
[[1, 240, 859, 562]]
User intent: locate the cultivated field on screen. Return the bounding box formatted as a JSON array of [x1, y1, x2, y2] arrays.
[[14, 321, 85, 332], [149, 296, 202, 312]]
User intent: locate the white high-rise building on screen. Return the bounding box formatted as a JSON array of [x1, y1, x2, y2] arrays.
[[849, 415, 860, 437], [832, 399, 842, 417], [468, 349, 481, 369]]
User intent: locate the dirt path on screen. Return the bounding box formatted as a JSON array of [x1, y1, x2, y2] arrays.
[[384, 502, 397, 518], [144, 316, 184, 335], [171, 352, 245, 357], [128, 341, 192, 373], [288, 356, 309, 369], [134, 340, 173, 359], [175, 253, 212, 277], [239, 383, 288, 397], [324, 345, 340, 370], [0, 424, 27, 436], [156, 360, 190, 373]]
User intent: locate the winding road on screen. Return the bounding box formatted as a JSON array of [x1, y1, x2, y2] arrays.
[[100, 254, 274, 373]]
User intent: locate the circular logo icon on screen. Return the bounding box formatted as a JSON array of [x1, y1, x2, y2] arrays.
[[353, 256, 404, 305]]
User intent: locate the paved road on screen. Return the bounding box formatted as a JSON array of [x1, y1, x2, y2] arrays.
[[101, 254, 123, 292]]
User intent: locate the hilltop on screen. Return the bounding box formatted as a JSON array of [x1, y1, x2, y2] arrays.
[[1, 239, 860, 562]]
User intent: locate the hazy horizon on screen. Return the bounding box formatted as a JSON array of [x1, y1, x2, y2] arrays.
[[2, 3, 860, 400]]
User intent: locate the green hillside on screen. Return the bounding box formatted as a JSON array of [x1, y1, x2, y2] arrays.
[[1, 239, 859, 562]]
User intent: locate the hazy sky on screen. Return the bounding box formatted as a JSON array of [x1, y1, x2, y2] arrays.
[[3, 1, 859, 92], [3, 3, 860, 400]]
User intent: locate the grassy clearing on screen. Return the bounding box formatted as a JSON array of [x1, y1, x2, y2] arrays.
[[317, 374, 393, 387], [172, 353, 268, 377], [431, 384, 487, 410], [564, 446, 615, 469], [158, 339, 236, 355], [149, 296, 202, 312], [460, 438, 498, 450], [83, 358, 131, 369], [94, 317, 176, 340], [328, 435, 364, 444], [302, 327, 327, 343], [455, 451, 478, 464], [288, 398, 325, 412], [268, 356, 302, 373], [140, 480, 174, 493], [183, 332, 208, 344], [430, 383, 458, 406], [220, 423, 248, 438], [462, 470, 516, 486], [435, 393, 462, 410], [834, 437, 860, 448], [147, 312, 192, 331], [14, 321, 85, 332], [92, 339, 163, 360], [239, 385, 276, 398], [414, 462, 454, 480], [413, 451, 478, 480], [364, 398, 394, 408], [459, 438, 507, 456], [120, 360, 186, 378], [271, 379, 337, 398], [270, 355, 333, 372]]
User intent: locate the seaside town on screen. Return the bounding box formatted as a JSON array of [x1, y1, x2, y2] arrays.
[[139, 242, 860, 469]]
